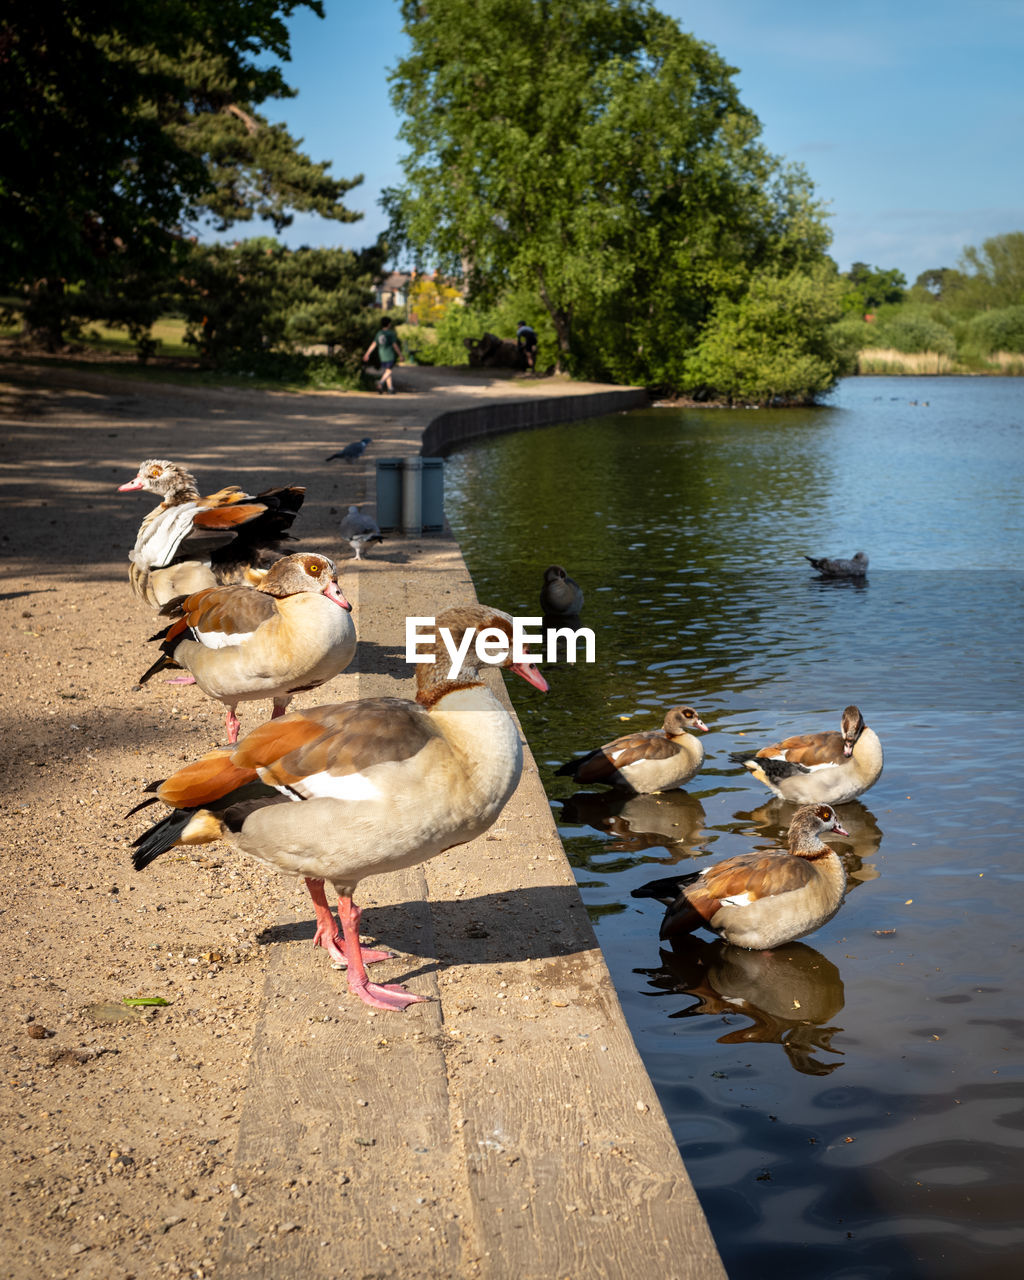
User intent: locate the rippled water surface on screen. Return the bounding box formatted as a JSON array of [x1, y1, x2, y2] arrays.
[[444, 376, 1024, 1279]]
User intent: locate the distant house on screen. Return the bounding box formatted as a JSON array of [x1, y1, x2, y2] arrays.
[[373, 271, 413, 311], [373, 270, 465, 324]]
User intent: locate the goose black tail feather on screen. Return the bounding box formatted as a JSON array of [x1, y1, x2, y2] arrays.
[[138, 651, 178, 685], [555, 752, 596, 778], [131, 809, 194, 871], [631, 871, 699, 905], [728, 748, 758, 764]]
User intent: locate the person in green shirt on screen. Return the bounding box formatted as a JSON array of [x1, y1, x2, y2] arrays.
[[363, 316, 403, 394]]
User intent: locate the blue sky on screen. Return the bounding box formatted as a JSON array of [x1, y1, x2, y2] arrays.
[[248, 0, 1024, 285]]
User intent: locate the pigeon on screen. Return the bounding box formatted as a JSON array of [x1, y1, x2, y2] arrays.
[[325, 437, 372, 464], [339, 505, 385, 560]]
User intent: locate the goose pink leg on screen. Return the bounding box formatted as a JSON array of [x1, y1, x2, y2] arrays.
[[304, 878, 392, 967], [337, 895, 430, 1011]]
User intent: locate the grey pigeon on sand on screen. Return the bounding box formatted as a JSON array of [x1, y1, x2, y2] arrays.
[[339, 505, 384, 560], [325, 437, 372, 464]]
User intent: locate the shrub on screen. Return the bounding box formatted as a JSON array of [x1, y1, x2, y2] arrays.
[[869, 305, 956, 355], [963, 304, 1024, 354], [685, 266, 853, 405]]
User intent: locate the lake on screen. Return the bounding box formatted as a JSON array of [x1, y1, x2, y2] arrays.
[[444, 375, 1024, 1279]]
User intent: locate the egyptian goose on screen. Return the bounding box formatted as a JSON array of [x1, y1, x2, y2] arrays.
[[556, 706, 708, 793], [729, 705, 882, 805], [805, 551, 868, 578], [630, 803, 849, 950], [339, 505, 384, 560], [325, 437, 372, 463], [128, 604, 549, 1011], [138, 552, 356, 743], [540, 565, 584, 617], [119, 459, 304, 608]]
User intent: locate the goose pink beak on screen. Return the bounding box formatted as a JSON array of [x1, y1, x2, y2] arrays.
[[324, 580, 352, 611], [512, 662, 549, 692], [117, 477, 145, 492]]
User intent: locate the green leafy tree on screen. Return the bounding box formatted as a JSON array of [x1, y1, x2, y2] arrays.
[[0, 0, 362, 348], [869, 305, 956, 356], [963, 304, 1024, 355], [912, 267, 963, 299], [841, 262, 907, 314], [176, 238, 382, 377], [385, 0, 834, 391], [687, 265, 854, 405], [944, 232, 1024, 312]]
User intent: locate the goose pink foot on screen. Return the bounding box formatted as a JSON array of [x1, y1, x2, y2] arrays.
[[164, 674, 197, 685], [338, 896, 430, 1012], [304, 879, 392, 968]]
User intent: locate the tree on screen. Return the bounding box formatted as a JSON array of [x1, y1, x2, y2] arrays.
[[841, 262, 907, 313], [947, 232, 1024, 312], [0, 0, 362, 348], [175, 238, 383, 374], [913, 267, 962, 299], [385, 0, 834, 389], [687, 265, 854, 405]]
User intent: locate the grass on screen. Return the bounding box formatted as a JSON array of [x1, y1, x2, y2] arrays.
[[856, 347, 1024, 376], [79, 317, 193, 359]]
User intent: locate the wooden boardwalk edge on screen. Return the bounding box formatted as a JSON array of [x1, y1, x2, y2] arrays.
[[218, 478, 725, 1274]]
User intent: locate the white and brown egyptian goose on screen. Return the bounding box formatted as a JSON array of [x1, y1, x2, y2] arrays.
[[338, 505, 384, 560], [540, 565, 584, 617], [630, 803, 849, 950], [118, 459, 304, 607], [128, 604, 549, 1011], [556, 705, 709, 793], [805, 551, 868, 578], [139, 552, 356, 743], [729, 705, 882, 805]]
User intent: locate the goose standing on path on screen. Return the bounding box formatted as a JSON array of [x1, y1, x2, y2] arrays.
[[556, 705, 709, 793], [729, 705, 882, 805], [128, 604, 549, 1011], [630, 804, 850, 949], [338, 505, 384, 560], [119, 459, 304, 608], [804, 551, 868, 578], [138, 553, 356, 743]]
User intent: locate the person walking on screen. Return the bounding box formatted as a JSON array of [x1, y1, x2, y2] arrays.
[[364, 316, 403, 394], [516, 320, 538, 373]]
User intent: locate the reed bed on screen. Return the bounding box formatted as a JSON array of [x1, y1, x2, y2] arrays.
[[856, 347, 1024, 376], [857, 348, 955, 374]]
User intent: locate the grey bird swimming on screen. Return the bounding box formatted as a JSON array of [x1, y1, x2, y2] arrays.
[[804, 550, 868, 578]]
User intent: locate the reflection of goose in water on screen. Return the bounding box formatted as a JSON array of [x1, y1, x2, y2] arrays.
[[636, 936, 847, 1076], [560, 789, 707, 856], [735, 797, 883, 887]]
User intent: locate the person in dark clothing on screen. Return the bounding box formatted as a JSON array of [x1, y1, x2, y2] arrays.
[[363, 316, 403, 394], [516, 321, 538, 373]]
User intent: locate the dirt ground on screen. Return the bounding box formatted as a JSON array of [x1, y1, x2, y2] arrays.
[[0, 363, 721, 1280]]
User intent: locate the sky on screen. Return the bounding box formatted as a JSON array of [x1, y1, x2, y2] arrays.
[[243, 0, 1024, 285]]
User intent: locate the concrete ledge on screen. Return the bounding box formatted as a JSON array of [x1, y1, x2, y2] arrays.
[[422, 388, 649, 456]]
